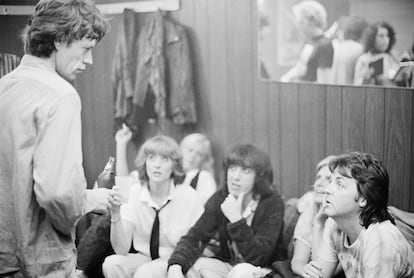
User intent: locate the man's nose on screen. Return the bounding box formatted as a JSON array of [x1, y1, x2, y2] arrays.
[[325, 181, 333, 194], [232, 168, 242, 179], [84, 51, 93, 65]]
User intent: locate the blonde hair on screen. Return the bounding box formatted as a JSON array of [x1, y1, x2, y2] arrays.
[[180, 133, 215, 175], [135, 135, 185, 185], [292, 0, 327, 30], [316, 155, 336, 172]]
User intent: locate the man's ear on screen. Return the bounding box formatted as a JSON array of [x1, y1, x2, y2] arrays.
[[358, 197, 367, 208], [54, 41, 63, 50]]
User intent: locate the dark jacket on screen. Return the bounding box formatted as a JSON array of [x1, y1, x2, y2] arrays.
[[77, 213, 113, 278], [112, 9, 139, 135], [168, 187, 286, 274], [133, 11, 197, 125]]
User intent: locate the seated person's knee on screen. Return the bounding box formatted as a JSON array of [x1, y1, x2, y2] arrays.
[[102, 254, 122, 275], [228, 263, 258, 278]]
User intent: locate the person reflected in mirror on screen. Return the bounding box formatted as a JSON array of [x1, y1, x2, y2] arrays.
[[395, 33, 414, 87], [280, 0, 333, 83], [102, 135, 204, 278], [0, 0, 113, 277], [325, 16, 368, 85], [303, 151, 414, 278], [167, 143, 286, 278], [353, 21, 399, 86], [399, 33, 414, 63], [258, 13, 272, 79]]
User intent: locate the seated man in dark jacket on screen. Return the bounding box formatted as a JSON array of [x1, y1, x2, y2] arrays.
[[166, 143, 286, 278]]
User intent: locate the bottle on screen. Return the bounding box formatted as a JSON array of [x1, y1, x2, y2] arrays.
[[96, 156, 116, 189]]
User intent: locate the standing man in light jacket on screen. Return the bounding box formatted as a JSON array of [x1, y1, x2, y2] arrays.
[[0, 0, 114, 277]]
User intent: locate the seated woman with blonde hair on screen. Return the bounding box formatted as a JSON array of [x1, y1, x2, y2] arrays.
[[116, 126, 217, 204], [102, 134, 204, 277], [180, 133, 217, 204], [291, 155, 344, 278]]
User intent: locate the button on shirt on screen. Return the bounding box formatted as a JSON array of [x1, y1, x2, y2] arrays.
[[121, 181, 204, 259]]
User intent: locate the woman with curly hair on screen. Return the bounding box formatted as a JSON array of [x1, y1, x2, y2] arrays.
[[354, 21, 399, 86]]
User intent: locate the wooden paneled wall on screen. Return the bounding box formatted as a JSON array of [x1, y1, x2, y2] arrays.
[[0, 0, 413, 211]]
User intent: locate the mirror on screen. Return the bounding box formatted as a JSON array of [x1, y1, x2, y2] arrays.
[[258, 0, 414, 87]]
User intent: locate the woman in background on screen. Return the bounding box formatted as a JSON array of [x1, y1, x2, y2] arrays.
[[116, 125, 217, 204], [180, 133, 217, 204], [291, 156, 344, 278], [354, 21, 399, 86], [76, 127, 215, 278]]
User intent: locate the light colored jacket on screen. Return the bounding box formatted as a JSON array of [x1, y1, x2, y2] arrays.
[[0, 55, 87, 277]]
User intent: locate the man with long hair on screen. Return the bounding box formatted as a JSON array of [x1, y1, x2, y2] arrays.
[[303, 151, 414, 278], [0, 0, 112, 276], [167, 143, 286, 278]]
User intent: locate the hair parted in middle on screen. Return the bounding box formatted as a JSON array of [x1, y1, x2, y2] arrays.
[[135, 135, 185, 185], [222, 143, 274, 197], [363, 21, 396, 54]]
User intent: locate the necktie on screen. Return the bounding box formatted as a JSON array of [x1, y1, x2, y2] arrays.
[[150, 200, 170, 259]]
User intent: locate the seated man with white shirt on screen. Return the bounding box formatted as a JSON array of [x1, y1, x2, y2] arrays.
[[303, 151, 414, 278]]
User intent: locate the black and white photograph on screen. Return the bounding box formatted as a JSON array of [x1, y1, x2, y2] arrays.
[[0, 0, 413, 277]]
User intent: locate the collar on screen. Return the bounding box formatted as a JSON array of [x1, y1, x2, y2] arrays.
[[20, 54, 55, 73], [242, 198, 259, 219], [139, 179, 176, 209], [145, 11, 180, 45]]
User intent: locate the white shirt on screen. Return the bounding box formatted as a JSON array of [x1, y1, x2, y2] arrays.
[[319, 218, 414, 278], [121, 181, 204, 259], [183, 169, 217, 204]]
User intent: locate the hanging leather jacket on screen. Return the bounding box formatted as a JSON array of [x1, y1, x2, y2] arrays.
[[134, 11, 197, 125], [112, 9, 139, 135]]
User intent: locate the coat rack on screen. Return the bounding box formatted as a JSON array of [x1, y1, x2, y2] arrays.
[[0, 0, 179, 15]]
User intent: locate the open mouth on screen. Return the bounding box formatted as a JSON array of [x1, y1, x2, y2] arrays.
[[229, 183, 241, 190], [323, 198, 332, 207]]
